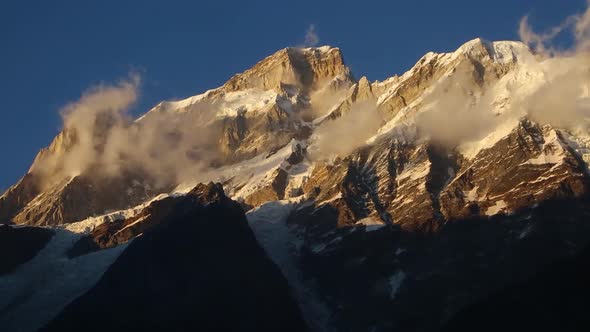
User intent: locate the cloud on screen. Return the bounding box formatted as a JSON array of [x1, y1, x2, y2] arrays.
[[575, 0, 590, 51], [415, 66, 501, 147], [304, 24, 320, 47], [311, 99, 383, 158], [31, 73, 224, 190], [518, 15, 576, 56], [515, 1, 590, 132], [414, 2, 590, 150], [519, 1, 590, 55], [30, 75, 140, 185]]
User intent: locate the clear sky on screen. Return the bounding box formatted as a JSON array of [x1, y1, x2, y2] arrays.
[[0, 0, 587, 190]]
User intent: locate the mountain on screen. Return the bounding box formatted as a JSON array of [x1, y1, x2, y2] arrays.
[[1, 38, 590, 331]]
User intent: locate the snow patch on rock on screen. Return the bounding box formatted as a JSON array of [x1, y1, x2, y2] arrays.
[[355, 217, 386, 232], [485, 200, 507, 216], [389, 271, 406, 300]]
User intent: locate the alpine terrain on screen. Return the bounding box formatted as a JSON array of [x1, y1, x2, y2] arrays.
[[2, 37, 590, 331]]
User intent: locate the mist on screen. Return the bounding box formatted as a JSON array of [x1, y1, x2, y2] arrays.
[[31, 75, 222, 190], [304, 24, 320, 47], [414, 1, 590, 150], [415, 64, 500, 147], [519, 0, 590, 133], [311, 99, 383, 158]]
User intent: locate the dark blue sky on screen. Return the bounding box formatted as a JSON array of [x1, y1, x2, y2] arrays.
[[0, 0, 586, 189]]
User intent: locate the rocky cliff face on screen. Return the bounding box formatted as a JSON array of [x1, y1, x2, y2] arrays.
[[2, 38, 590, 332], [292, 118, 589, 232], [223, 46, 352, 93]]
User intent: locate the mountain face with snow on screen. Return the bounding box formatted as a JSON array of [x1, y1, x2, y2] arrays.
[[2, 38, 590, 331]]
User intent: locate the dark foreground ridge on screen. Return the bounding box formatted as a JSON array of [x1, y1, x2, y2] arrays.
[[442, 242, 590, 332], [287, 194, 590, 331], [0, 225, 53, 275], [42, 183, 307, 332]]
